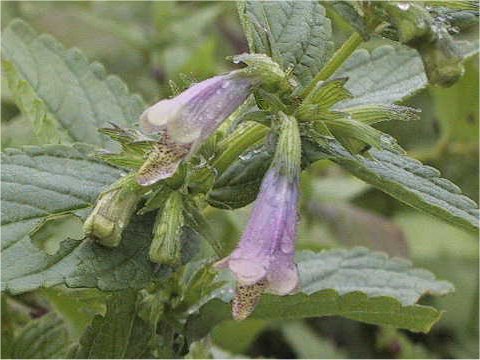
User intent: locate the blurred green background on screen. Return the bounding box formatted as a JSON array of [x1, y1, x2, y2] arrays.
[[2, 1, 478, 358]]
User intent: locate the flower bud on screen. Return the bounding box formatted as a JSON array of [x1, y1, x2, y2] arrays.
[[83, 175, 145, 247]]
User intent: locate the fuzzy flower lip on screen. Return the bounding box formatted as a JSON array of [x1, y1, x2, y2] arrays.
[[140, 71, 254, 146], [216, 168, 300, 297]]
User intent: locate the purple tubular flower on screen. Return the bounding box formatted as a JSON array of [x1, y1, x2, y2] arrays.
[[140, 72, 254, 146], [218, 169, 299, 292], [216, 114, 301, 320], [137, 72, 254, 185]]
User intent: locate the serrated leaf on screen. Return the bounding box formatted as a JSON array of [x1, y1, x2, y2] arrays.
[[2, 199, 168, 294], [295, 248, 453, 304], [11, 313, 71, 359], [1, 19, 145, 147], [304, 138, 479, 232], [72, 290, 154, 359], [239, 1, 334, 86], [187, 293, 442, 340], [186, 248, 453, 338], [333, 45, 428, 108], [1, 145, 169, 293], [1, 144, 122, 252]]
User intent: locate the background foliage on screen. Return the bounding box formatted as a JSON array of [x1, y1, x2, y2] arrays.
[[1, 1, 478, 359]]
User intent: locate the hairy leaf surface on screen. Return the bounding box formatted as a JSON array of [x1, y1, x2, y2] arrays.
[[2, 19, 145, 146], [304, 139, 479, 232], [238, 1, 333, 86], [71, 291, 154, 359], [1, 145, 168, 293], [1, 144, 122, 252], [11, 313, 70, 359], [186, 248, 453, 338], [333, 45, 428, 108]]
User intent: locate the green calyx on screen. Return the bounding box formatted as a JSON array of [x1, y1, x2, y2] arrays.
[[272, 112, 302, 180], [231, 53, 295, 94]]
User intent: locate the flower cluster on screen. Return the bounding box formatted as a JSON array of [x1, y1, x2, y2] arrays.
[[138, 72, 302, 319], [88, 70, 302, 320]]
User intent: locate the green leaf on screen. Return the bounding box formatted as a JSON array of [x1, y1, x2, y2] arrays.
[[1, 19, 145, 146], [302, 78, 353, 108], [11, 313, 71, 359], [2, 202, 168, 294], [238, 1, 334, 86], [304, 139, 479, 232], [187, 293, 442, 339], [2, 60, 66, 144], [186, 247, 453, 338], [333, 45, 427, 108], [72, 291, 154, 359], [295, 248, 453, 304], [424, 0, 479, 11], [1, 144, 122, 253], [41, 288, 106, 339], [1, 145, 169, 293]]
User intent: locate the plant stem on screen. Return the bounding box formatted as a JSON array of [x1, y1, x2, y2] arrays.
[[301, 32, 363, 98]]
